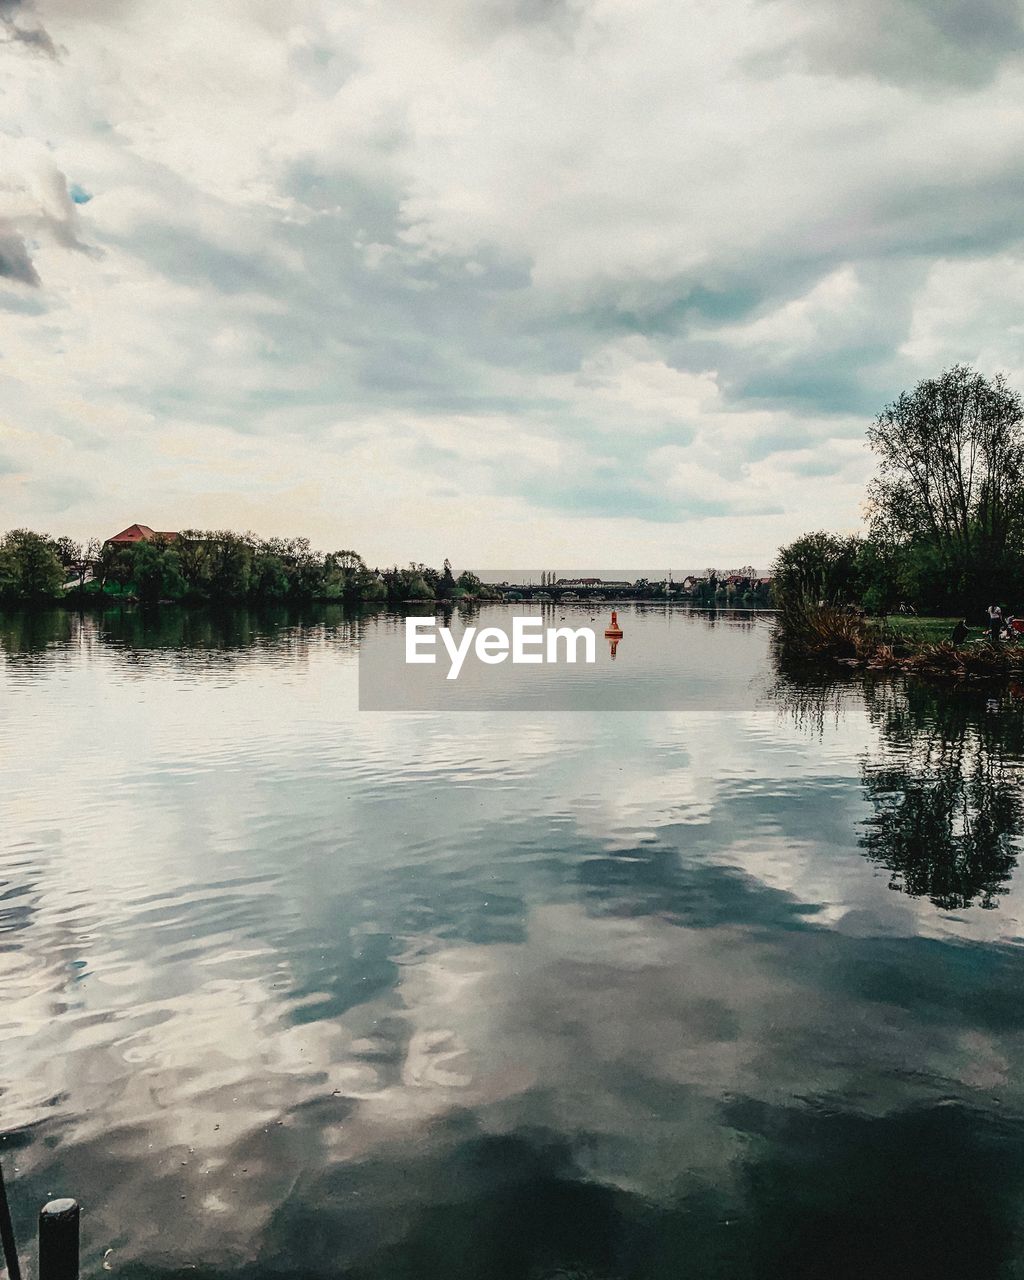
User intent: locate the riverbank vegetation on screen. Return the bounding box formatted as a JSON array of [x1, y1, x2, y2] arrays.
[[773, 365, 1024, 676], [776, 598, 1024, 679], [775, 366, 1024, 615], [0, 527, 499, 607]]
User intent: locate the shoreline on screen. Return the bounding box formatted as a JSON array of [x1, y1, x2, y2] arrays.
[[774, 604, 1024, 684], [5, 594, 781, 613]]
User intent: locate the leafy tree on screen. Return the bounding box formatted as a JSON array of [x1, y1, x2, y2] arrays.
[[418, 563, 441, 595], [437, 557, 457, 599], [54, 536, 82, 568], [772, 532, 863, 608], [851, 538, 900, 615], [0, 529, 65, 600], [325, 548, 380, 600], [867, 365, 1024, 611], [203, 531, 253, 598], [132, 539, 186, 604], [358, 572, 387, 601], [286, 539, 325, 598], [382, 565, 435, 601], [175, 531, 209, 594], [250, 550, 290, 600], [97, 540, 128, 591]]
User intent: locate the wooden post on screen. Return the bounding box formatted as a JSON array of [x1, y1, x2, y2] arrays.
[[0, 1160, 21, 1280], [38, 1200, 79, 1280]]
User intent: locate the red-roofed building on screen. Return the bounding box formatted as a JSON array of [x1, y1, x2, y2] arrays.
[[105, 524, 179, 546]]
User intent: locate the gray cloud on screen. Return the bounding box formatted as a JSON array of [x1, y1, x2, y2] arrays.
[[0, 140, 93, 285], [0, 228, 40, 284], [763, 0, 1024, 88], [0, 0, 55, 55], [468, 0, 585, 43]]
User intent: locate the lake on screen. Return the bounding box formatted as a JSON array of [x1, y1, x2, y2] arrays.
[[2, 604, 1024, 1280]]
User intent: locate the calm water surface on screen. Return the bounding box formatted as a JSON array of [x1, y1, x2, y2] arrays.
[[2, 604, 1024, 1279]]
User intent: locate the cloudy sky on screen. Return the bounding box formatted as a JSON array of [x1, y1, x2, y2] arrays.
[[1, 0, 1023, 566]]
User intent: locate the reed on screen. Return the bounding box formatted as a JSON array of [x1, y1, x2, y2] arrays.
[[774, 597, 881, 659]]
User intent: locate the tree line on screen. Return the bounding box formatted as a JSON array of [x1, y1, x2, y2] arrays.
[[0, 527, 497, 606], [773, 365, 1024, 618]]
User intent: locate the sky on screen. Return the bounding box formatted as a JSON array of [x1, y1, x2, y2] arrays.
[[1, 0, 1023, 568]]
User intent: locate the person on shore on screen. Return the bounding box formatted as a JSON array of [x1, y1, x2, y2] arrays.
[[951, 618, 970, 646], [987, 604, 1003, 643]]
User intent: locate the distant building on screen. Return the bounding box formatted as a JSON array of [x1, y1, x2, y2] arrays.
[[105, 524, 179, 546]]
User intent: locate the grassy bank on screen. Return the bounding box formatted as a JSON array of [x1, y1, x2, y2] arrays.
[[883, 615, 962, 643], [776, 601, 1024, 681]]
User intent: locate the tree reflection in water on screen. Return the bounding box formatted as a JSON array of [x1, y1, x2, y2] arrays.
[[770, 660, 1024, 910], [858, 681, 1024, 910]]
